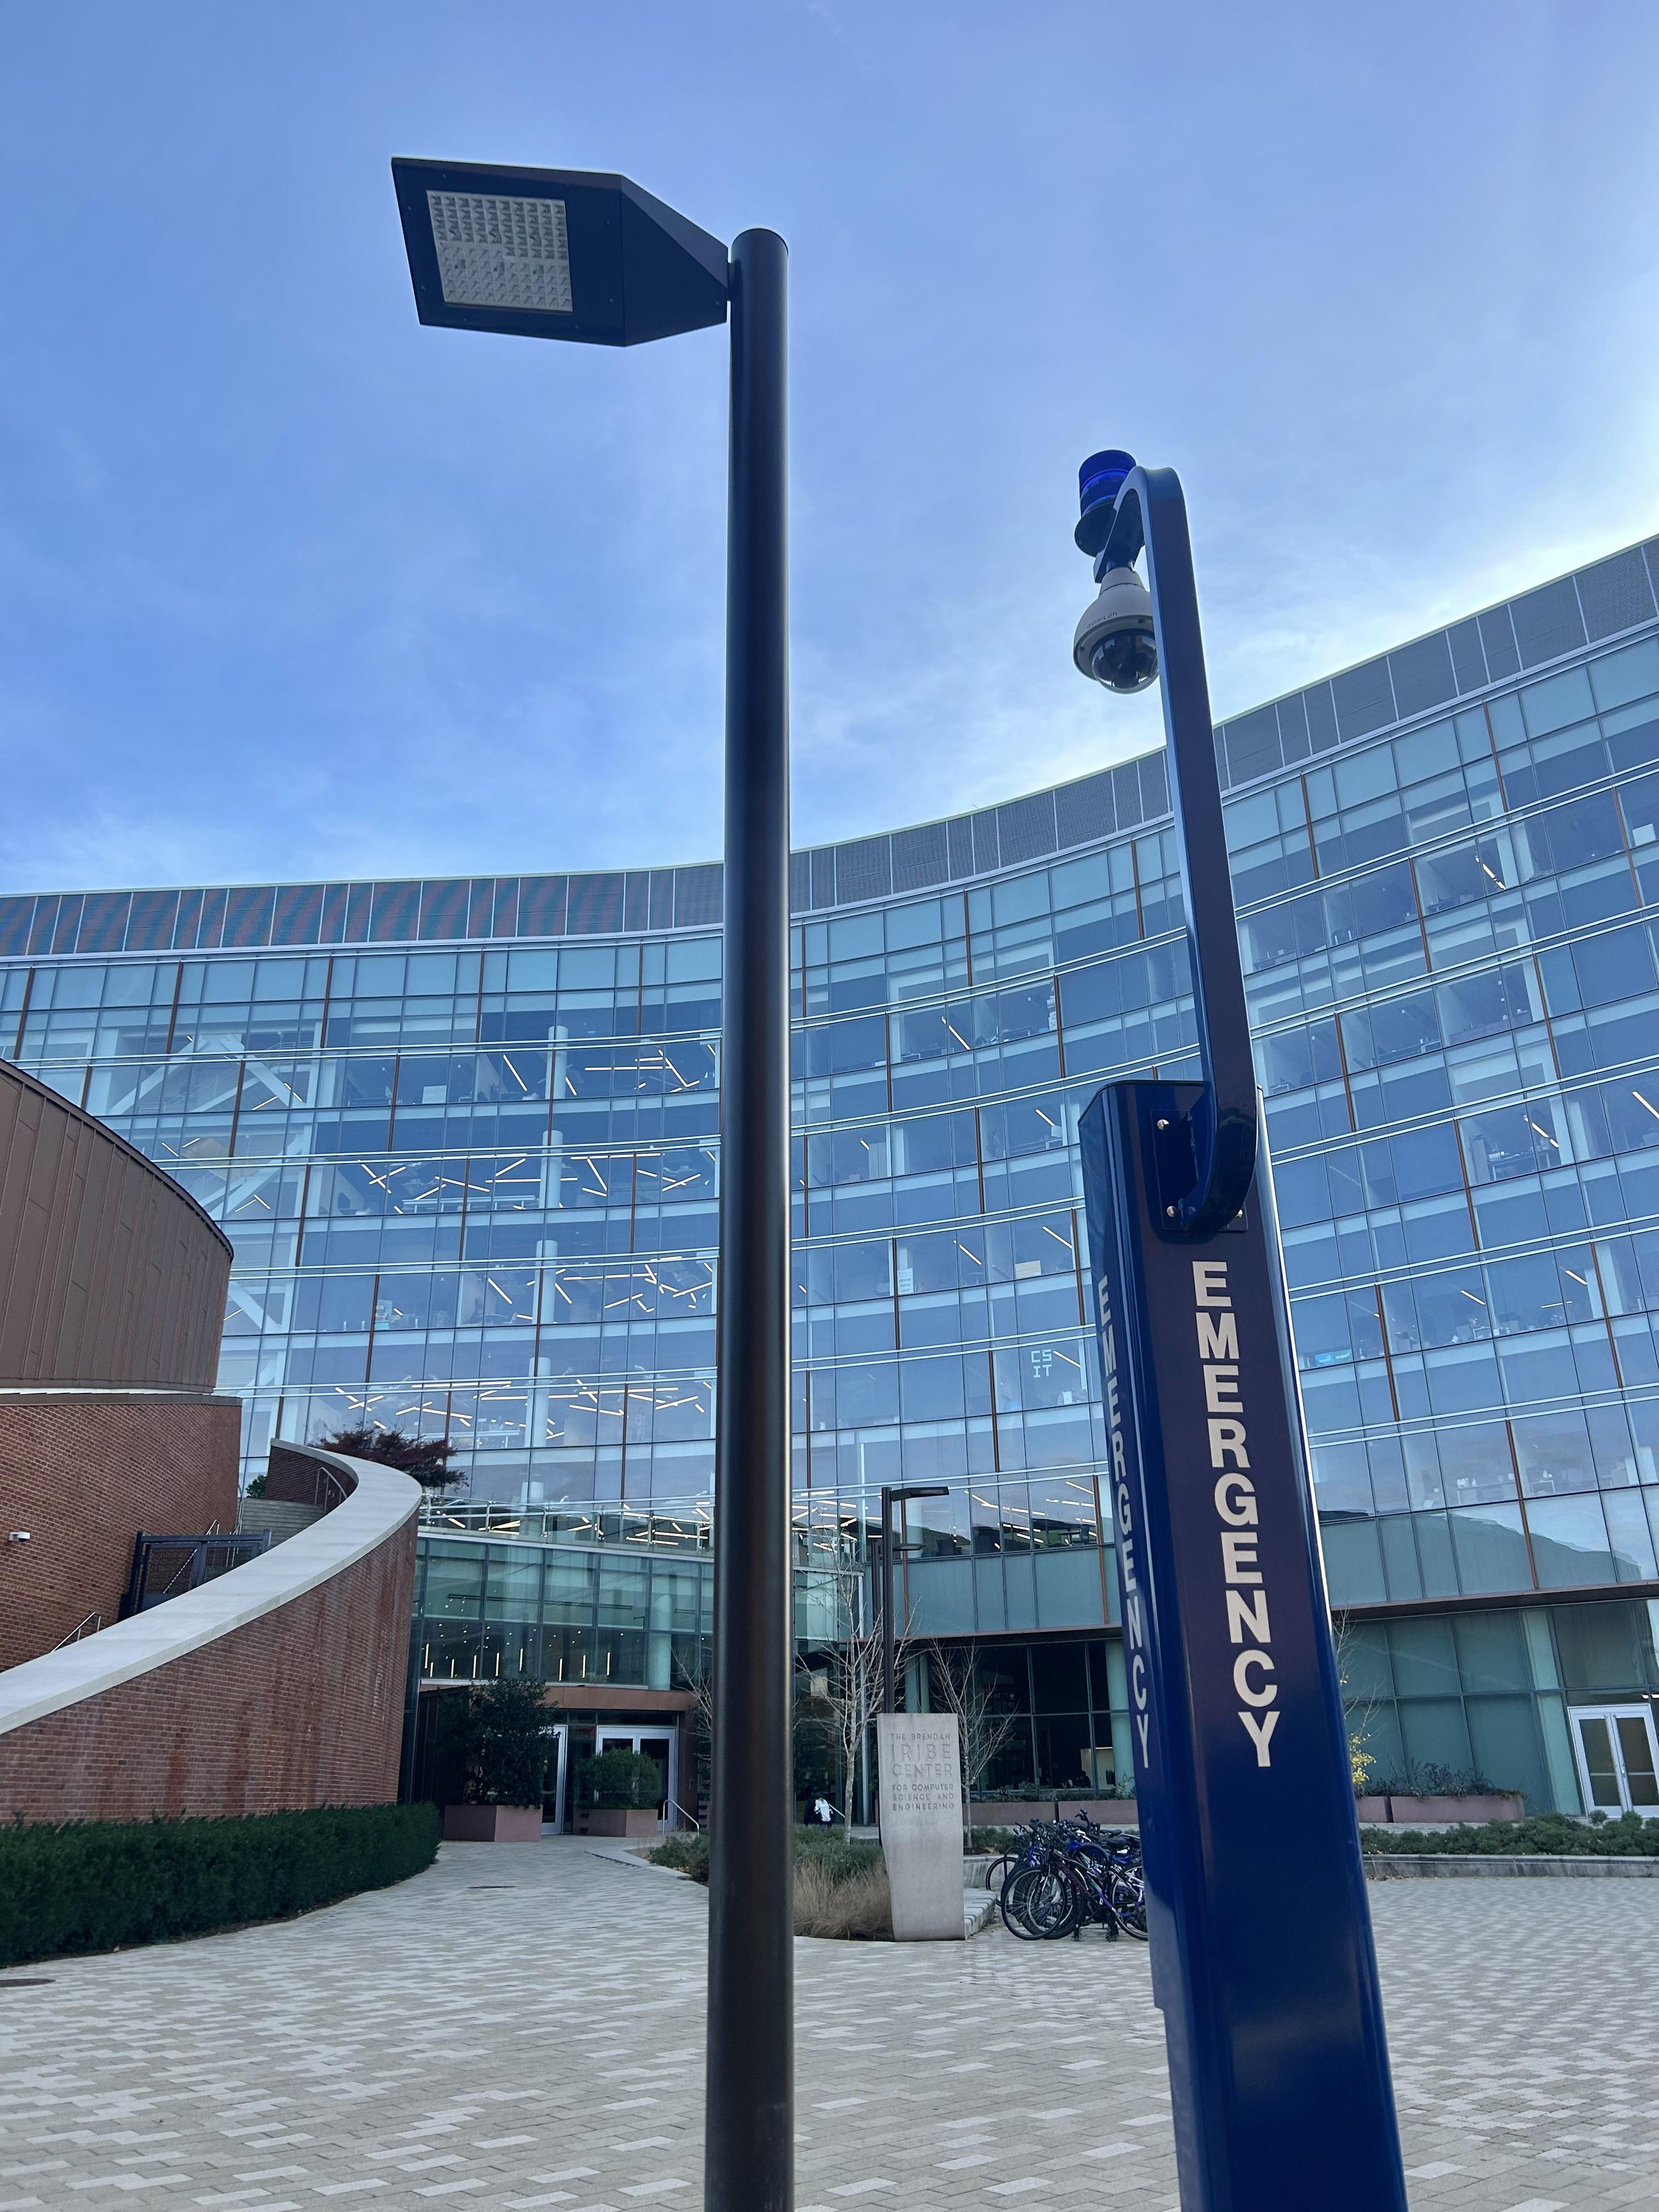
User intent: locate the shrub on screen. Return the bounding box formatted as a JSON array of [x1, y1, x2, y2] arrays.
[[646, 1825, 891, 1936], [794, 1827, 883, 1883], [579, 1748, 663, 1810], [1363, 1810, 1659, 1858], [794, 1858, 891, 1939], [0, 1802, 439, 1968], [649, 1829, 710, 1880], [1369, 1760, 1505, 1799], [447, 1679, 550, 1807]]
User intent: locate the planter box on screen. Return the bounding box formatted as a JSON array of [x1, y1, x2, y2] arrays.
[[1358, 1792, 1526, 1825], [966, 1800, 1057, 1827], [967, 1798, 1139, 1829], [1385, 1792, 1525, 1825], [576, 1806, 659, 1837], [442, 1803, 544, 1843]]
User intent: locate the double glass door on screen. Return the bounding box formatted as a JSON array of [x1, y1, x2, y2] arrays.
[[596, 1726, 679, 1829], [1569, 1706, 1659, 1817]]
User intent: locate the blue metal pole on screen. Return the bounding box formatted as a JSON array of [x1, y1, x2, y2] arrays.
[[1077, 461, 1408, 2212]]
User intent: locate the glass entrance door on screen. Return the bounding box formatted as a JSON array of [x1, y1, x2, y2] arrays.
[[540, 1723, 569, 1832], [596, 1726, 679, 1829], [1568, 1706, 1659, 1817]]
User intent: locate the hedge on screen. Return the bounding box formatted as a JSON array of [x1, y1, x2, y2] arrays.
[[0, 1801, 441, 1967], [1361, 1810, 1659, 1857]]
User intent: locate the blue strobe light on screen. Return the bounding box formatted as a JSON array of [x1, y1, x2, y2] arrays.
[[1075, 448, 1136, 552]]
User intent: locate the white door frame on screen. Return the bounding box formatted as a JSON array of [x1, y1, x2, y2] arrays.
[[596, 1724, 680, 1830], [1567, 1703, 1659, 1818]]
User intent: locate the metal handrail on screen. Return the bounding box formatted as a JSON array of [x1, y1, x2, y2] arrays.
[[120, 1528, 273, 1617], [51, 1611, 101, 1649]]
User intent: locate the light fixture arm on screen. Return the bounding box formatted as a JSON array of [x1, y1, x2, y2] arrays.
[[1096, 466, 1256, 1237]]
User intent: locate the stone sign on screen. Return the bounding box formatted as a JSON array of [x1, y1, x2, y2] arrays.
[[877, 1712, 964, 1940]]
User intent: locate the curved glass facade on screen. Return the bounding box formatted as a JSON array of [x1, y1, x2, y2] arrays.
[[5, 538, 1659, 1810], [1242, 634, 1659, 1606]]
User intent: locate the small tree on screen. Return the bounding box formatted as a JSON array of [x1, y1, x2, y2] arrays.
[[927, 1643, 1021, 1846], [452, 1677, 550, 1808], [1334, 1615, 1379, 1795], [317, 1424, 464, 1493], [674, 1652, 713, 1824], [800, 1543, 901, 1831]]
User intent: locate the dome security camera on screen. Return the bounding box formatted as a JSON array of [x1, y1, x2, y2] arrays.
[[1073, 561, 1158, 693]]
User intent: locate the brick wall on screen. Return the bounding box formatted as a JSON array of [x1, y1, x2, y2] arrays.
[[0, 1393, 240, 1669], [266, 1441, 348, 1512], [0, 1056, 232, 1389], [0, 1508, 416, 1823]]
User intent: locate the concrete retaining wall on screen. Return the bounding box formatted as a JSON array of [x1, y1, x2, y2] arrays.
[[1364, 1853, 1659, 1878]]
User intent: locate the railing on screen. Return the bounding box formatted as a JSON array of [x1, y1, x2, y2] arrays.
[[417, 1497, 871, 1568], [51, 1612, 101, 1649], [419, 1500, 715, 1552], [120, 1529, 273, 1618]]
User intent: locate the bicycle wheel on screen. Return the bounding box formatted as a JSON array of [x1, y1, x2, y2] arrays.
[[1109, 1866, 1148, 1939], [1000, 1865, 1080, 1940]]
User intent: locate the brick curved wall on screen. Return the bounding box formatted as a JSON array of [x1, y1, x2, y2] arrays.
[[0, 1474, 416, 1824], [0, 1392, 240, 1668], [0, 1057, 239, 1673]]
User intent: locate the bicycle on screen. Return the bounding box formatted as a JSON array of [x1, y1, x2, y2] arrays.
[[996, 1816, 1147, 1942]]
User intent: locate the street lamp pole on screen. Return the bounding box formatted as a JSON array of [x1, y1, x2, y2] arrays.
[[388, 165, 792, 2212], [706, 226, 793, 2212]]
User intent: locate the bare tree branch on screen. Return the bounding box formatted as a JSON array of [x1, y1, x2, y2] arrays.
[[926, 1642, 1021, 1845]]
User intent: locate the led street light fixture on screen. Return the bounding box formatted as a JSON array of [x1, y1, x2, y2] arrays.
[[392, 157, 729, 347], [427, 191, 573, 314]]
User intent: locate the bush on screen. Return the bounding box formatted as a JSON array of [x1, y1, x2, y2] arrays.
[[1367, 1760, 1505, 1799], [647, 1826, 890, 1935], [794, 1858, 891, 1939], [0, 1802, 439, 1968], [794, 1827, 883, 1883], [649, 1829, 710, 1879], [447, 1679, 550, 1807], [1362, 1810, 1659, 1857], [579, 1748, 663, 1810]]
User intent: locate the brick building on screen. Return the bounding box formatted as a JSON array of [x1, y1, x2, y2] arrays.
[[0, 1057, 418, 1821]]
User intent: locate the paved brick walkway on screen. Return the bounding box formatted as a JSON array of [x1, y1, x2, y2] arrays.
[[0, 1839, 1655, 2210]]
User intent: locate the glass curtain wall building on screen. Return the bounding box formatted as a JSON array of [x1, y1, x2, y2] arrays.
[[4, 539, 1659, 1814]]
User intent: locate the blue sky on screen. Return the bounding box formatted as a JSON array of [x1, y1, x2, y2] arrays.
[[1, 1, 1657, 895]]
